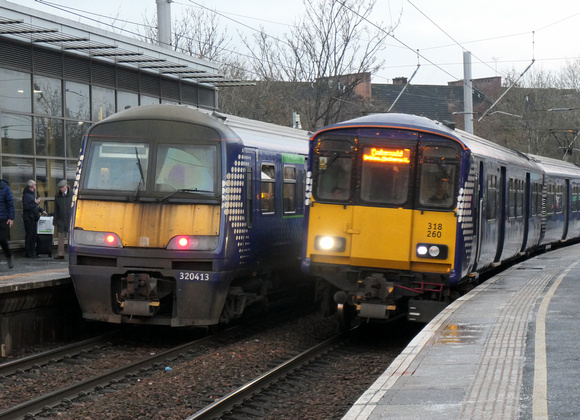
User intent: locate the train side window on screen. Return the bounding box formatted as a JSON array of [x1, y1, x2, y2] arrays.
[[487, 174, 497, 220], [546, 184, 555, 214], [261, 163, 276, 214], [531, 182, 539, 216], [516, 179, 523, 218], [283, 165, 297, 214], [555, 184, 563, 213], [508, 178, 515, 218]]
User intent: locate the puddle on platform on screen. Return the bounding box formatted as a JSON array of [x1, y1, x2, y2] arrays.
[[436, 323, 485, 345]]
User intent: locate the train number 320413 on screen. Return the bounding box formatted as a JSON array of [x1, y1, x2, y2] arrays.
[[179, 272, 211, 281]]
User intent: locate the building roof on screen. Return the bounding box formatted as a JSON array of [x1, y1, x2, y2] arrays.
[[0, 0, 251, 87], [371, 83, 490, 123]]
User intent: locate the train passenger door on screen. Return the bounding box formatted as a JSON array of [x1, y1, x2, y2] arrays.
[[562, 179, 569, 239], [493, 166, 507, 263], [472, 162, 484, 270], [521, 172, 531, 252], [244, 149, 256, 229]]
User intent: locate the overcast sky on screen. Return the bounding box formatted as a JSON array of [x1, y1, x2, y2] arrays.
[[13, 0, 580, 85]]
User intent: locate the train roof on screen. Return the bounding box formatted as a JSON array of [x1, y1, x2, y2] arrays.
[[208, 110, 310, 155], [95, 104, 310, 155], [527, 153, 580, 177], [312, 112, 538, 169]]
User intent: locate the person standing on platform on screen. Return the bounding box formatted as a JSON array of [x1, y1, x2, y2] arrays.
[[22, 179, 44, 258], [0, 179, 14, 269], [53, 179, 72, 259]]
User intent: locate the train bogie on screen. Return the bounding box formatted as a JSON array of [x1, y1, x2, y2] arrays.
[[69, 104, 309, 327]]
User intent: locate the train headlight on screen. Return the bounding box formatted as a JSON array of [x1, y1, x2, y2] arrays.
[[428, 246, 440, 257], [74, 230, 122, 248], [416, 243, 448, 259], [167, 235, 219, 251], [315, 235, 346, 252], [417, 245, 428, 256]]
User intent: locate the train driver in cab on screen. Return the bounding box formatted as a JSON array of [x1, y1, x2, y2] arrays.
[[428, 178, 451, 206]]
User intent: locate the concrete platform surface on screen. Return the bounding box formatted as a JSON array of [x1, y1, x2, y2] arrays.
[[344, 244, 580, 420]]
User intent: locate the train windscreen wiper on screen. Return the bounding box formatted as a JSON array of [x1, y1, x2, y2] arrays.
[[161, 188, 214, 202], [134, 147, 145, 199], [318, 152, 338, 174]]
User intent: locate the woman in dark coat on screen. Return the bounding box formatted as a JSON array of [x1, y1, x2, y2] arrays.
[[54, 179, 72, 259]]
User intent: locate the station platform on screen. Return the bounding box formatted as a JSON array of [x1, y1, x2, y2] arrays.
[[0, 252, 70, 291], [344, 243, 580, 420]]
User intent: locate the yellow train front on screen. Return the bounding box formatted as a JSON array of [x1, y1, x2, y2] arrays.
[[302, 114, 474, 326]]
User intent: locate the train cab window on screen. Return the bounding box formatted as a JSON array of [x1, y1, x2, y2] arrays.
[[360, 146, 411, 205], [85, 142, 149, 191], [315, 139, 353, 201], [283, 165, 297, 213], [418, 146, 458, 209], [154, 145, 216, 193], [261, 163, 276, 213]]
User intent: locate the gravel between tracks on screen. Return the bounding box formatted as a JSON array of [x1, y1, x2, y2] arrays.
[[15, 313, 415, 419]]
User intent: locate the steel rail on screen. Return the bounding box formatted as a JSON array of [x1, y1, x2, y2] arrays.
[[186, 333, 346, 420], [0, 333, 217, 420], [0, 333, 121, 377]]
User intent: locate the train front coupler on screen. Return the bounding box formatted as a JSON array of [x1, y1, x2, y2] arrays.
[[117, 273, 160, 317]]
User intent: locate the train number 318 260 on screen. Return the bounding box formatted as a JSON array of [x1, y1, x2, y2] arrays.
[[427, 222, 444, 238]]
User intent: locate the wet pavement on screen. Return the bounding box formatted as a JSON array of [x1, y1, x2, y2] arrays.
[[344, 244, 580, 420]]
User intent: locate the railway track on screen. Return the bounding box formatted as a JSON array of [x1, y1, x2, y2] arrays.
[[0, 332, 217, 419], [0, 306, 411, 419], [188, 332, 347, 419]]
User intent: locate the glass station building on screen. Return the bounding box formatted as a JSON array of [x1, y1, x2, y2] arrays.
[[0, 1, 242, 246]]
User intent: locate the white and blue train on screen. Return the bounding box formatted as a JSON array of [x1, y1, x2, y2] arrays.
[[69, 104, 309, 327], [302, 113, 580, 325]]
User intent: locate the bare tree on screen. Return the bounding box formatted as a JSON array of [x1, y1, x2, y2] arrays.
[[477, 66, 580, 163], [140, 6, 245, 78], [240, 0, 396, 130]]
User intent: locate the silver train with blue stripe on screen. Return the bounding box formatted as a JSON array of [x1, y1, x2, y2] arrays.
[[69, 104, 309, 327]]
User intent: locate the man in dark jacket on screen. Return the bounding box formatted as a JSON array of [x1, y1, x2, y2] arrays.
[[0, 179, 15, 268], [54, 179, 72, 259], [22, 179, 43, 258]]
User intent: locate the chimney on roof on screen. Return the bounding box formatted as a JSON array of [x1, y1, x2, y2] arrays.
[[393, 77, 408, 85]]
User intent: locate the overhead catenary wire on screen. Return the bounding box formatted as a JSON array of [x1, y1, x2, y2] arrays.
[[30, 0, 580, 91], [478, 59, 536, 122]]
